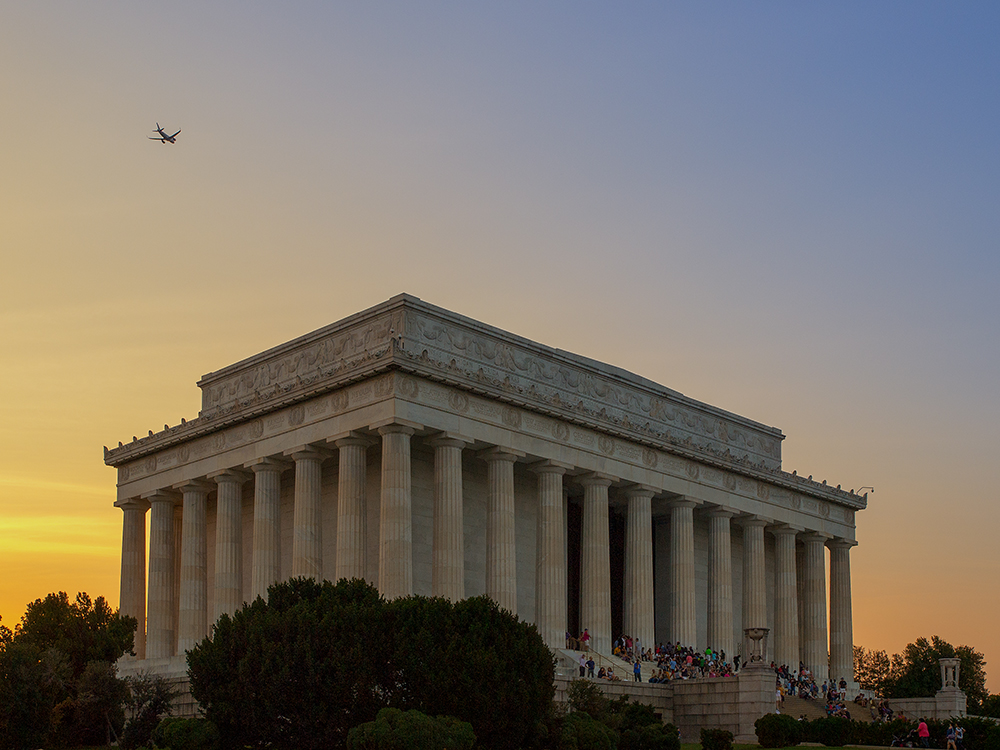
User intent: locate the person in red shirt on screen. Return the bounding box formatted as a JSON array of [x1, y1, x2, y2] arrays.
[[918, 719, 930, 748]]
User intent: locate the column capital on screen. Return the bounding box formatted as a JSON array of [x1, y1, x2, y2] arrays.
[[426, 434, 469, 450], [668, 497, 699, 510], [208, 468, 252, 484], [478, 445, 524, 463], [827, 537, 858, 550], [115, 496, 150, 511], [799, 530, 833, 544], [141, 488, 180, 504], [768, 523, 802, 538], [707, 506, 737, 519], [245, 456, 292, 472], [737, 514, 770, 528], [622, 483, 657, 500], [285, 444, 334, 461], [372, 418, 422, 435], [576, 472, 614, 489], [172, 479, 215, 494], [530, 459, 572, 475], [330, 431, 375, 449]]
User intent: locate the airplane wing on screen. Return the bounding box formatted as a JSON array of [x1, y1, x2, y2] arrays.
[[169, 130, 181, 138], [148, 136, 164, 140]]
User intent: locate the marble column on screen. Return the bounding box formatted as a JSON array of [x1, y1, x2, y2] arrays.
[[579, 473, 613, 655], [533, 462, 567, 650], [707, 509, 735, 660], [623, 486, 655, 652], [249, 458, 285, 601], [176, 481, 212, 652], [742, 517, 768, 638], [146, 490, 178, 659], [290, 448, 327, 581], [211, 469, 248, 621], [801, 532, 829, 681], [670, 499, 698, 648], [118, 498, 148, 659], [482, 448, 518, 614], [430, 437, 466, 601], [828, 538, 856, 685], [796, 541, 807, 667], [771, 526, 800, 671], [334, 434, 370, 582], [379, 424, 414, 599]]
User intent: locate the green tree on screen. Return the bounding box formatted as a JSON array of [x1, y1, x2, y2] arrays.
[[854, 646, 891, 695], [121, 672, 178, 750], [0, 643, 67, 750], [188, 578, 554, 750], [347, 707, 476, 750], [882, 636, 988, 710]]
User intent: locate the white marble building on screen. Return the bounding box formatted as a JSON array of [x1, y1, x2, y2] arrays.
[[105, 294, 864, 684]]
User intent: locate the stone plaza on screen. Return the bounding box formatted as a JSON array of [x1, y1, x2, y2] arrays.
[[105, 294, 866, 725]]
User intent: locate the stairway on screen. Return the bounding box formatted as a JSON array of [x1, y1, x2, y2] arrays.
[[781, 695, 876, 723]]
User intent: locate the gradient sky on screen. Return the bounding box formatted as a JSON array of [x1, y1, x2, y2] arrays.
[[3, 3, 998, 688]]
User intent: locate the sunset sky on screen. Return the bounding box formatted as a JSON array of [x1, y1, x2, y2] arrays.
[[2, 3, 998, 688]]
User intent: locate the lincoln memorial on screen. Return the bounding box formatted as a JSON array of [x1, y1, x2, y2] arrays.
[[105, 293, 865, 688]]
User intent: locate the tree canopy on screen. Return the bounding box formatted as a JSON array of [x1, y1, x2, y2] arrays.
[[188, 578, 555, 750], [855, 636, 989, 711]]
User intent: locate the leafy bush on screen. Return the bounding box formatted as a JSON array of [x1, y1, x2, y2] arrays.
[[807, 716, 853, 747], [699, 728, 733, 750], [619, 723, 679, 750], [347, 707, 475, 750], [157, 717, 220, 750], [560, 711, 618, 750], [121, 673, 177, 750], [754, 712, 802, 748], [984, 724, 1000, 750]]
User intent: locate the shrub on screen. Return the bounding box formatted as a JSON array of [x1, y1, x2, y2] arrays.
[[560, 711, 618, 750], [699, 728, 733, 750], [619, 723, 679, 750], [754, 712, 802, 748], [984, 724, 1000, 750], [121, 673, 177, 750], [809, 717, 853, 747], [159, 718, 220, 750], [347, 707, 475, 750]]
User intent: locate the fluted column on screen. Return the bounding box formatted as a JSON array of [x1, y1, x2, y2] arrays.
[[334, 434, 370, 581], [670, 499, 697, 648], [623, 486, 655, 651], [741, 517, 767, 632], [379, 424, 414, 599], [482, 448, 518, 613], [176, 481, 212, 652], [211, 469, 248, 621], [118, 498, 148, 659], [533, 462, 567, 649], [707, 509, 735, 659], [579, 473, 613, 655], [430, 437, 466, 601], [771, 526, 800, 670], [249, 458, 285, 601], [146, 490, 178, 659], [828, 538, 856, 685], [290, 448, 327, 580], [801, 532, 829, 680]]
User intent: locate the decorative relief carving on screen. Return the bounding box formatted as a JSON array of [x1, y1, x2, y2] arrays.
[[266, 414, 285, 430], [598, 436, 615, 455], [178, 445, 190, 463], [523, 415, 547, 432], [404, 313, 783, 473], [397, 376, 418, 398], [756, 482, 770, 500], [306, 399, 327, 416], [686, 464, 700, 480], [330, 390, 349, 412], [573, 430, 595, 447], [374, 374, 395, 398], [501, 406, 521, 429], [448, 391, 469, 413], [642, 448, 658, 468], [819, 503, 830, 519], [288, 405, 305, 426], [723, 474, 737, 491]]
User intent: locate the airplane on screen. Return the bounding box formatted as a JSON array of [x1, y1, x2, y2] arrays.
[[149, 123, 181, 143]]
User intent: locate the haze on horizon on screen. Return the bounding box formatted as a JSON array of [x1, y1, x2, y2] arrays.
[[2, 3, 998, 688]]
